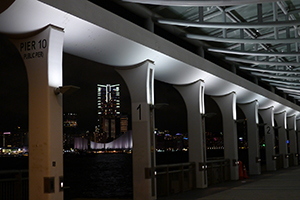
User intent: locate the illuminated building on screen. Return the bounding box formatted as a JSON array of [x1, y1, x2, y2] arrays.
[[97, 84, 121, 139], [120, 116, 128, 134], [63, 113, 78, 149], [63, 113, 78, 128], [1, 130, 28, 149]]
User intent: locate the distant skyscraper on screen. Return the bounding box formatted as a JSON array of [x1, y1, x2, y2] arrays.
[[97, 84, 121, 139], [63, 113, 78, 149], [120, 117, 128, 134]]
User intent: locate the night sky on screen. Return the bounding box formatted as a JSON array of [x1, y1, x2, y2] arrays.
[[0, 35, 28, 131]]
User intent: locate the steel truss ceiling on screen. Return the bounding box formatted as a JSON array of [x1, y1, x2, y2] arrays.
[[116, 0, 300, 101]]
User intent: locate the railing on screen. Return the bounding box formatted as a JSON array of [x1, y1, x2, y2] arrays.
[[274, 154, 284, 170], [274, 153, 299, 169], [206, 158, 230, 186], [288, 153, 298, 166], [156, 162, 196, 197], [1, 160, 229, 199], [0, 170, 29, 200]]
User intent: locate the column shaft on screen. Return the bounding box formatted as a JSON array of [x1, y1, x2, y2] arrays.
[[212, 92, 239, 180], [287, 115, 298, 166], [297, 119, 300, 164], [175, 80, 207, 188], [116, 60, 156, 200], [259, 107, 276, 171], [11, 25, 64, 200], [239, 101, 261, 175], [274, 111, 289, 168]]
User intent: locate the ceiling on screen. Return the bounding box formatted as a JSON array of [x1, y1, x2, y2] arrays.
[[110, 0, 300, 102]]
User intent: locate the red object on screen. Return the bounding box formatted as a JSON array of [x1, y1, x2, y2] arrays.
[[243, 165, 249, 179], [239, 161, 244, 180]]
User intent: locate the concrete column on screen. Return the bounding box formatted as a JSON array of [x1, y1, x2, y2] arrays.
[[116, 60, 156, 200], [174, 80, 207, 188], [274, 111, 289, 168], [10, 25, 64, 200], [144, 17, 154, 32], [296, 119, 300, 164], [212, 92, 239, 180], [287, 115, 298, 166], [259, 107, 276, 171], [239, 101, 261, 175]]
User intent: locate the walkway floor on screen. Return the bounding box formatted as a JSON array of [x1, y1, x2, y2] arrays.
[[158, 166, 300, 200], [73, 166, 300, 200]]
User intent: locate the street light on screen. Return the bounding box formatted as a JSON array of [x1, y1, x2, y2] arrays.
[[235, 119, 246, 123], [201, 112, 217, 119], [54, 85, 80, 95]]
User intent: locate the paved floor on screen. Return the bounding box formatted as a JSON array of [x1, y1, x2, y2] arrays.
[[74, 166, 300, 200], [159, 166, 300, 200]]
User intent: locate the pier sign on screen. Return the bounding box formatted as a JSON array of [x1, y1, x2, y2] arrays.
[[19, 39, 47, 60], [10, 25, 64, 87]]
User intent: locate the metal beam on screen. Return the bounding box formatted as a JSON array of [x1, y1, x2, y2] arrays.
[[289, 94, 300, 99], [239, 66, 300, 74], [186, 34, 300, 44], [261, 78, 300, 86], [121, 0, 280, 6], [251, 72, 300, 80], [208, 47, 300, 57], [226, 57, 300, 66], [276, 87, 300, 94], [270, 83, 300, 90], [216, 5, 270, 52], [277, 1, 300, 36], [156, 18, 300, 29]]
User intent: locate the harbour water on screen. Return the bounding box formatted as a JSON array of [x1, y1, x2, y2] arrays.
[[63, 151, 190, 199], [64, 153, 133, 200], [0, 153, 133, 199]]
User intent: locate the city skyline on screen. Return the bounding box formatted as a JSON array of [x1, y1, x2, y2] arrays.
[[0, 38, 190, 135], [0, 35, 224, 136]]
